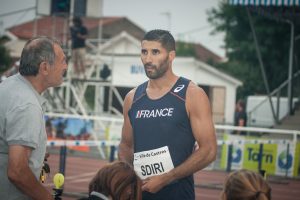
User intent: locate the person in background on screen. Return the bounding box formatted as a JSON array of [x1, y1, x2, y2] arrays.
[[87, 161, 141, 200], [118, 29, 217, 200], [221, 169, 271, 200], [233, 99, 247, 135], [46, 118, 55, 139], [0, 60, 20, 82], [70, 17, 88, 77], [100, 64, 111, 81], [0, 36, 68, 200]]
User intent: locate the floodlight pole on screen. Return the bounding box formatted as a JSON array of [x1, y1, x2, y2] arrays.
[[98, 0, 104, 49], [287, 20, 294, 116], [33, 0, 38, 37], [246, 8, 278, 123]]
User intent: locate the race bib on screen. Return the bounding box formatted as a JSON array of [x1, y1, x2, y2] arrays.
[[133, 146, 174, 180]]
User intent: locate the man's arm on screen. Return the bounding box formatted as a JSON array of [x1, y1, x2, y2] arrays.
[[8, 145, 54, 200], [77, 27, 88, 39], [118, 89, 135, 164], [142, 83, 217, 193]]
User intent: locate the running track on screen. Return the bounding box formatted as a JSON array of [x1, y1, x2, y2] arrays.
[[44, 154, 300, 200]]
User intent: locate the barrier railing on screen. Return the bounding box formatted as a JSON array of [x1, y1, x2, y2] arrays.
[[45, 112, 300, 178], [47, 137, 300, 178]]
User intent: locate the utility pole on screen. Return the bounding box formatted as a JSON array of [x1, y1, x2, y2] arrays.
[[287, 20, 294, 116], [0, 20, 3, 36], [161, 11, 171, 31]]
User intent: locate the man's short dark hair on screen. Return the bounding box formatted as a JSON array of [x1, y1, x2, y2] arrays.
[[237, 99, 246, 110], [73, 17, 82, 26], [19, 36, 60, 76], [142, 29, 176, 52]]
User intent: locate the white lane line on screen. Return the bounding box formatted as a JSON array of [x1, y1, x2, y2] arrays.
[[69, 177, 93, 183], [65, 172, 96, 181]]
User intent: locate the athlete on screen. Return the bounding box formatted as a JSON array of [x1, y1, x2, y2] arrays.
[[118, 29, 217, 200]]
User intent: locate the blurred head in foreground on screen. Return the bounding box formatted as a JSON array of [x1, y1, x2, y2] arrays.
[[88, 161, 141, 200], [221, 169, 271, 200]]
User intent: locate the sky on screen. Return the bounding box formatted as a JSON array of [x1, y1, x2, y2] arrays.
[[0, 0, 225, 57]]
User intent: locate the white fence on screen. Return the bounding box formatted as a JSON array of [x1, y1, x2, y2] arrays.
[[45, 113, 300, 177]]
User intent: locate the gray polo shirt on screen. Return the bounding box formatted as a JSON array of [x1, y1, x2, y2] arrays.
[[0, 73, 47, 200]]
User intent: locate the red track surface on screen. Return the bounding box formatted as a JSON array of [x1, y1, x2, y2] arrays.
[[45, 154, 300, 200]]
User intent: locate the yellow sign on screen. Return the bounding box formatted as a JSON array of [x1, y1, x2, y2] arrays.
[[220, 133, 300, 177]]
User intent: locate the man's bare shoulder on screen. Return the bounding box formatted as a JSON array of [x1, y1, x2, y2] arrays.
[[125, 88, 136, 101], [186, 81, 211, 113], [123, 88, 137, 110], [187, 81, 207, 97]]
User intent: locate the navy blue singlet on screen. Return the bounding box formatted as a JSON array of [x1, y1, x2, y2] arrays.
[[128, 77, 196, 200]]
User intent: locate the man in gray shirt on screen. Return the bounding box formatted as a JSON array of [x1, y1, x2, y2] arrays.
[[0, 37, 68, 200]]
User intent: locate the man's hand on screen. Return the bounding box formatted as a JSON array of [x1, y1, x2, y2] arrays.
[[8, 145, 54, 200], [44, 152, 50, 161], [142, 174, 171, 193]]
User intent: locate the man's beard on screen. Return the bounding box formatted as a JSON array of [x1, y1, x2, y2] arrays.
[[144, 57, 169, 79]]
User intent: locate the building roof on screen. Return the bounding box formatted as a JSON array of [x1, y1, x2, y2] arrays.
[[176, 41, 224, 64], [6, 16, 223, 64], [7, 16, 140, 42], [193, 43, 224, 64]]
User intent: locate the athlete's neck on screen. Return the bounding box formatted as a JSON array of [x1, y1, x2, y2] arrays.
[[148, 74, 178, 90], [146, 75, 179, 99]]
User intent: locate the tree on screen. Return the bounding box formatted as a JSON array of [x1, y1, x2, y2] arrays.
[[207, 2, 300, 99], [176, 41, 197, 57]]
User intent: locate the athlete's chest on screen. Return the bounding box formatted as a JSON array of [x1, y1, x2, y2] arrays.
[[133, 94, 185, 119]]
